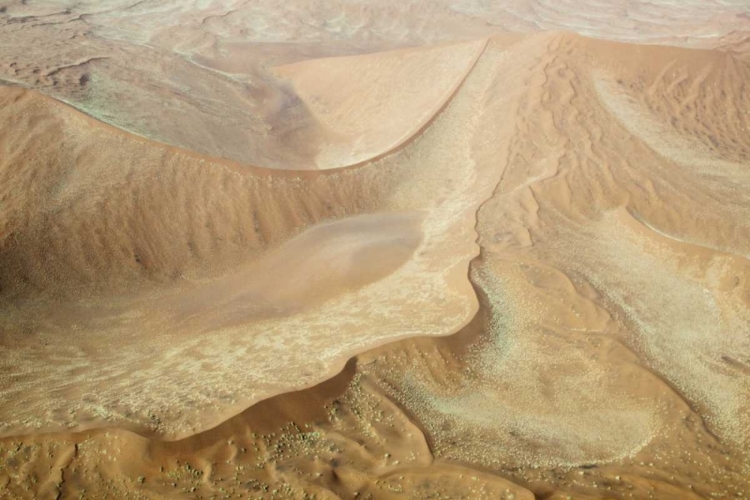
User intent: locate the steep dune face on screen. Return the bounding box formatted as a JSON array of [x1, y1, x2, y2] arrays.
[[273, 39, 487, 168], [0, 87, 375, 300]]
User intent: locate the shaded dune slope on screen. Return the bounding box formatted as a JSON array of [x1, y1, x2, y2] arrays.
[[0, 87, 386, 301], [0, 31, 749, 499]]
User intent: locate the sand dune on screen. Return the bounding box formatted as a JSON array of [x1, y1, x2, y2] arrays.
[[0, 32, 511, 439], [1, 2, 749, 499], [273, 39, 487, 168]]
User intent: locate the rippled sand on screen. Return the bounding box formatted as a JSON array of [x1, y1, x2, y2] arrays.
[[0, 1, 749, 499]]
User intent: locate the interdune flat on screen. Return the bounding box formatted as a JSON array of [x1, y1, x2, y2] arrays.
[[0, 2, 749, 499]]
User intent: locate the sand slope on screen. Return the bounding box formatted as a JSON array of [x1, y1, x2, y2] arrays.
[[273, 39, 487, 168]]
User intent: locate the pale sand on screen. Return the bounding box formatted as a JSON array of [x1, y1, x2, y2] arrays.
[[1, 2, 749, 499], [273, 38, 487, 169]]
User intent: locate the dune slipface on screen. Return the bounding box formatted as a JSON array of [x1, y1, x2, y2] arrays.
[[1, 2, 749, 499], [273, 39, 487, 168]]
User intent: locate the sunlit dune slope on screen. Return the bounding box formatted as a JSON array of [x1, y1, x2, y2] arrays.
[[273, 39, 487, 168]]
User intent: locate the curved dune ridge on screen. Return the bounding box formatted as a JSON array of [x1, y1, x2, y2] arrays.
[[272, 38, 487, 169], [1, 3, 750, 500]]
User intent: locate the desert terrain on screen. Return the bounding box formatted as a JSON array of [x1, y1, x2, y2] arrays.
[[0, 1, 749, 499]]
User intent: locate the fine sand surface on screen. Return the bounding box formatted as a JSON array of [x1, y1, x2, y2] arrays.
[[1, 2, 750, 499]]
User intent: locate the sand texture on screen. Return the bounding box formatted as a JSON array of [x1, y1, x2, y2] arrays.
[[0, 1, 749, 499]]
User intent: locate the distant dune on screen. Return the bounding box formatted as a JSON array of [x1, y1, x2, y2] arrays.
[[0, 2, 749, 499]]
